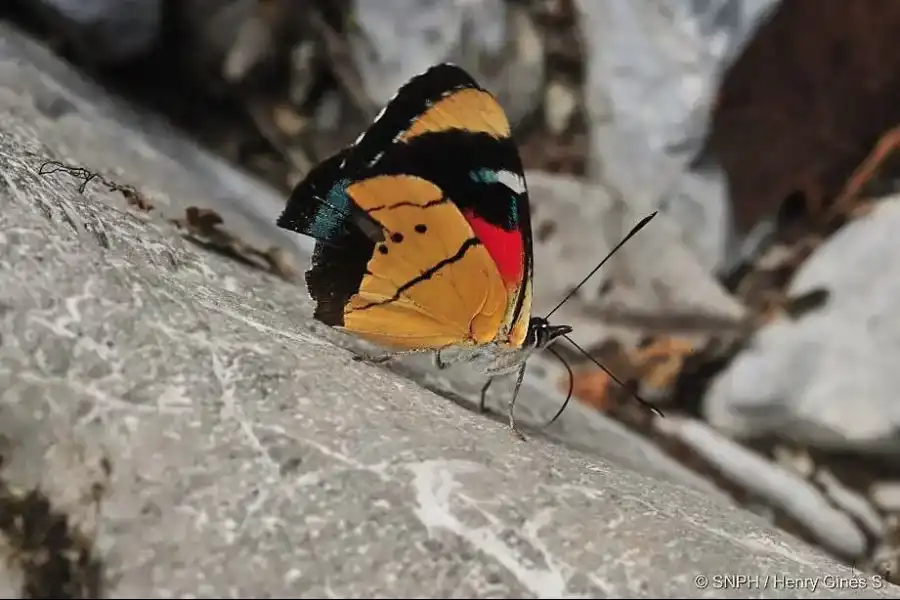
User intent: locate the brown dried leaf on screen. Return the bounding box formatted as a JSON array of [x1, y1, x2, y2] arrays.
[[562, 339, 636, 413], [170, 207, 298, 282], [568, 368, 616, 412], [185, 206, 224, 230], [634, 337, 697, 393]]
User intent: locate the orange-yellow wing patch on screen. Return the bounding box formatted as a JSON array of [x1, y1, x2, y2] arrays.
[[342, 175, 510, 350], [504, 273, 531, 350], [399, 88, 511, 142]]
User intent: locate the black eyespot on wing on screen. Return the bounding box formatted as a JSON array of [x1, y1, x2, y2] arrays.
[[415, 224, 427, 233]]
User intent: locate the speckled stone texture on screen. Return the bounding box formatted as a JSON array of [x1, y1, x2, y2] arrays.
[[0, 21, 897, 599]]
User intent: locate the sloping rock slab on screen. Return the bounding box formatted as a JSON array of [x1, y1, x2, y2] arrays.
[[0, 22, 897, 600], [0, 21, 309, 266]]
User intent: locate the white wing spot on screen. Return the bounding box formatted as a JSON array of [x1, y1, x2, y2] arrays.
[[495, 170, 527, 195], [367, 151, 385, 167], [373, 104, 389, 123]]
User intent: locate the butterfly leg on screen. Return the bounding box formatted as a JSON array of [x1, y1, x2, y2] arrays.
[[352, 348, 430, 365], [478, 378, 493, 413], [507, 364, 528, 441], [477, 371, 526, 441], [434, 347, 472, 370], [434, 348, 453, 370]]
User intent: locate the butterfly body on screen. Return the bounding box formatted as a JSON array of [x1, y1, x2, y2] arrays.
[[277, 63, 572, 435]]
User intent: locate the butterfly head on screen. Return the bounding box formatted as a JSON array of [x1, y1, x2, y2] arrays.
[[524, 317, 571, 352]]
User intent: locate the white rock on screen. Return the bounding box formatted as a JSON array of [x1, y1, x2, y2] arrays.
[[870, 481, 900, 513], [705, 198, 900, 455], [813, 469, 885, 539]]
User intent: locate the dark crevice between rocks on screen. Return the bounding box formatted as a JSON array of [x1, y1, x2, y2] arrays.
[[703, 0, 900, 238], [0, 458, 104, 600], [6, 0, 350, 195]]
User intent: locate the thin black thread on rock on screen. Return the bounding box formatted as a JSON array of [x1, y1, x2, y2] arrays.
[[37, 160, 152, 211], [38, 161, 102, 194]]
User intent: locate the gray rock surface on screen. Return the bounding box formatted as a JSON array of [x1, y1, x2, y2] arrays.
[[705, 198, 900, 456], [2, 21, 900, 599], [0, 20, 309, 267]]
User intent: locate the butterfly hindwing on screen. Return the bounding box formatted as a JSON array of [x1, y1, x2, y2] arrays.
[[352, 132, 535, 348], [338, 175, 509, 349], [277, 63, 535, 351]]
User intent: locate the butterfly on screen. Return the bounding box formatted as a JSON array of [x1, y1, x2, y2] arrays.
[[277, 63, 657, 439]]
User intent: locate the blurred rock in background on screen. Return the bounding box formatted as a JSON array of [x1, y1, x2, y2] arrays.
[[7, 0, 900, 584], [22, 0, 164, 65]]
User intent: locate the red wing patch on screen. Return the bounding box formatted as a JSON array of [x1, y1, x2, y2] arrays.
[[464, 210, 524, 289]]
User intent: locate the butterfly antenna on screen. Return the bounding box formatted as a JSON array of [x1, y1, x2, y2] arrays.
[[508, 362, 529, 441], [541, 347, 574, 429], [544, 212, 658, 321], [563, 334, 663, 417]]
